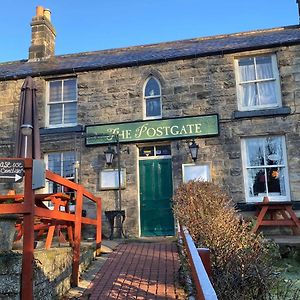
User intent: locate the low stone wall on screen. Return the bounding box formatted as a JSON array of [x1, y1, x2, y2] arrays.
[[0, 243, 96, 300]]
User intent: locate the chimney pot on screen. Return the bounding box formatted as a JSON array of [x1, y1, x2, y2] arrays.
[[36, 6, 44, 17], [43, 8, 51, 21]]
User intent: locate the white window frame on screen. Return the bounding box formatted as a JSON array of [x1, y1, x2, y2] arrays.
[[143, 76, 162, 120], [46, 78, 78, 128], [234, 54, 282, 111], [241, 136, 290, 203], [182, 163, 211, 183]]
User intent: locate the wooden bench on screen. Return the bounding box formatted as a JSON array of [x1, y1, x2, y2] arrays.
[[252, 197, 300, 235], [15, 193, 74, 249]]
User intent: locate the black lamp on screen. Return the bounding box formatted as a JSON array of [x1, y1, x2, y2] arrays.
[[104, 146, 115, 165], [189, 140, 199, 162]]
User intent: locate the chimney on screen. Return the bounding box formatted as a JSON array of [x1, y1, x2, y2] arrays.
[[29, 6, 56, 61]]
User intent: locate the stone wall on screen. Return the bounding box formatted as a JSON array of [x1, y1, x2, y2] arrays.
[[0, 244, 96, 300], [0, 44, 300, 237], [76, 45, 300, 236]]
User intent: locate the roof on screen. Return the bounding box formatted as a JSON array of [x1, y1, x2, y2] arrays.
[[1, 25, 300, 80]]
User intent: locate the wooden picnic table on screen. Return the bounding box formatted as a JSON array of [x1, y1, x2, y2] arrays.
[[252, 200, 300, 235], [35, 193, 74, 249], [1, 192, 75, 249], [0, 194, 24, 203]]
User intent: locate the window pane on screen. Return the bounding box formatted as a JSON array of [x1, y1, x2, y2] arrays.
[[241, 83, 257, 107], [139, 147, 154, 157], [49, 81, 62, 102], [249, 169, 267, 197], [265, 137, 283, 165], [246, 139, 265, 166], [256, 56, 273, 80], [49, 104, 62, 125], [63, 152, 76, 178], [156, 145, 171, 156], [145, 78, 160, 96], [63, 79, 77, 101], [48, 153, 61, 174], [257, 82, 276, 106], [238, 58, 255, 81], [146, 98, 161, 117], [266, 167, 286, 196], [64, 103, 77, 124]]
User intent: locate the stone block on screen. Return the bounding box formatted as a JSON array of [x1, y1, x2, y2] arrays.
[[174, 86, 189, 94], [230, 168, 242, 176], [228, 152, 241, 159], [0, 253, 22, 275], [0, 275, 20, 294]]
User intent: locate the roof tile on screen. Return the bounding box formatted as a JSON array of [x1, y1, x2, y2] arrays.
[[0, 26, 299, 80]]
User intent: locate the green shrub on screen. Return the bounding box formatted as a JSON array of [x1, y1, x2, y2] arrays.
[[173, 180, 280, 300]]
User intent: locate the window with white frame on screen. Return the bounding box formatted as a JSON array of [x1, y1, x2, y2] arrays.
[[45, 151, 76, 193], [143, 77, 162, 119], [47, 78, 77, 127], [241, 136, 289, 202], [235, 54, 281, 111]]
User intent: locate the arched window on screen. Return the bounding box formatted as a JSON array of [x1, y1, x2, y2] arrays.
[[143, 77, 162, 119]]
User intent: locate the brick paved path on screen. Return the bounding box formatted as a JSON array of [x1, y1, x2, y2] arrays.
[[81, 241, 185, 300]]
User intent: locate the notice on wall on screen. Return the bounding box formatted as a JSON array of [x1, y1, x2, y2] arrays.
[[0, 159, 24, 183], [100, 168, 126, 190]]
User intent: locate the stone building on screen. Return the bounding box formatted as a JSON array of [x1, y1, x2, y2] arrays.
[[0, 7, 299, 237]]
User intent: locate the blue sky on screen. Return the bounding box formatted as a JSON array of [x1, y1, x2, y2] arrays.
[[0, 0, 298, 63]]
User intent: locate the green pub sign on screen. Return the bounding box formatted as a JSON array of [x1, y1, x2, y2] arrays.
[[85, 114, 219, 145]]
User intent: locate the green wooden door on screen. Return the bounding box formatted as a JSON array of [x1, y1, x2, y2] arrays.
[[139, 159, 174, 236]]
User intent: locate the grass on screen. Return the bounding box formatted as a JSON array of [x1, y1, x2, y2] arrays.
[[271, 246, 300, 299], [276, 252, 300, 281]]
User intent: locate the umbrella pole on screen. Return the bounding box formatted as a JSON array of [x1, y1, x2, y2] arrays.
[[21, 159, 35, 300]]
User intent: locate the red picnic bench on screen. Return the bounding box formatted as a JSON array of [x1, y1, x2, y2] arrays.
[[252, 197, 300, 235], [0, 192, 74, 249]]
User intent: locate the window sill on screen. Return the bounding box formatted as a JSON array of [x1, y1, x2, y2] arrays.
[[143, 116, 162, 120], [236, 201, 300, 211], [40, 125, 83, 135], [233, 107, 291, 119]]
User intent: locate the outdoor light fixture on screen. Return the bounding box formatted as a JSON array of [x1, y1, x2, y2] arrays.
[[20, 124, 33, 136], [104, 146, 115, 165], [189, 140, 199, 162], [20, 124, 33, 158]]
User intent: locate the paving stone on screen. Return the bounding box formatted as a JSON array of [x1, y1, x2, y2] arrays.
[[80, 241, 185, 299]]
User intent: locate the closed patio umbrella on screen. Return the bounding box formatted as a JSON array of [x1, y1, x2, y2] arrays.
[[15, 76, 41, 159]]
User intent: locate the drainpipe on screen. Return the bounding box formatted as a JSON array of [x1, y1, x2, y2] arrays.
[[116, 135, 122, 211]]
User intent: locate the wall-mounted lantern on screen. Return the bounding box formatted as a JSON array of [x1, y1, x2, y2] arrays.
[[104, 146, 115, 165], [189, 140, 199, 162]]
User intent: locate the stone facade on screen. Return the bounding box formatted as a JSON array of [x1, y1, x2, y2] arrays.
[[0, 16, 300, 237]]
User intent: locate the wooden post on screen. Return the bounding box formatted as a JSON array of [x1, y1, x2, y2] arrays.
[[96, 197, 102, 256], [197, 248, 212, 278], [45, 199, 60, 249], [72, 186, 83, 287], [21, 159, 35, 300]]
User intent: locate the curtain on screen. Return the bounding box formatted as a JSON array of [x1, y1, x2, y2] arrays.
[[256, 57, 276, 105]]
